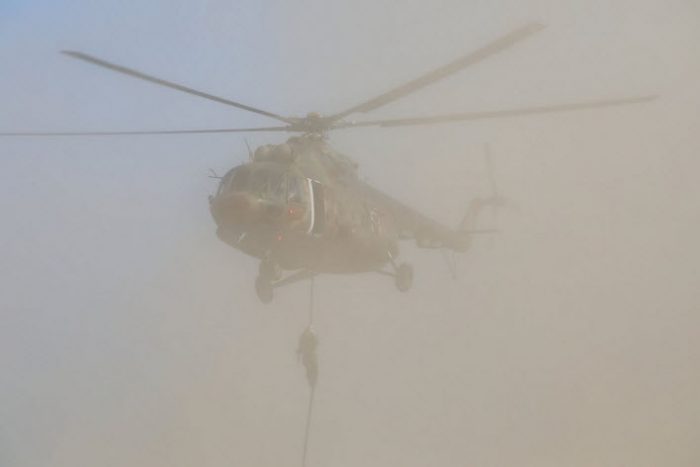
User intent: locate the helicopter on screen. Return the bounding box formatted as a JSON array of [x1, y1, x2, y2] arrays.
[[2, 23, 655, 303]]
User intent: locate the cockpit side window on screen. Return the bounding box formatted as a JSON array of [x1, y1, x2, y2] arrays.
[[249, 169, 284, 199], [271, 174, 287, 200], [287, 176, 303, 203], [218, 167, 250, 195]]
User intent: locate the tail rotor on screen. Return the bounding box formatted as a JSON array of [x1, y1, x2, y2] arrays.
[[445, 143, 508, 279], [458, 143, 507, 232]]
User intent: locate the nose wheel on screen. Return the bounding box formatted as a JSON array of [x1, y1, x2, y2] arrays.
[[255, 259, 317, 304], [385, 251, 414, 293], [259, 258, 282, 281], [395, 262, 414, 292], [255, 258, 279, 304], [255, 275, 274, 303]]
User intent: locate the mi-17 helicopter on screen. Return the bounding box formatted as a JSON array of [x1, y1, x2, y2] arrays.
[[2, 23, 654, 303]]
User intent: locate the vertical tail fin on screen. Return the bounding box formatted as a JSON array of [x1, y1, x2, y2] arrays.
[[444, 144, 507, 278], [458, 143, 506, 232]]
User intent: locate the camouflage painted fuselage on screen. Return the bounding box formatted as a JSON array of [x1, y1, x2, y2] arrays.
[[210, 135, 405, 274]]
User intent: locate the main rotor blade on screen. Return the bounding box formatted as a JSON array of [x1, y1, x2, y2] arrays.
[[335, 96, 657, 129], [327, 22, 545, 122], [0, 126, 291, 137], [61, 51, 295, 125]]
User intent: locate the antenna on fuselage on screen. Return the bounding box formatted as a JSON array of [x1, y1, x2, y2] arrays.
[[244, 139, 253, 160]]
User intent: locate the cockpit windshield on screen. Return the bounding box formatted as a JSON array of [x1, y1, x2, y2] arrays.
[[251, 169, 286, 199], [219, 166, 306, 204]]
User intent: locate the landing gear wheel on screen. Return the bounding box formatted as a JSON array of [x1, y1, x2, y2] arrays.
[[259, 259, 282, 281], [255, 275, 274, 304], [395, 263, 414, 292]]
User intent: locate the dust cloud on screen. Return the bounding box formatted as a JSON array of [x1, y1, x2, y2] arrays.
[[1, 1, 699, 466]]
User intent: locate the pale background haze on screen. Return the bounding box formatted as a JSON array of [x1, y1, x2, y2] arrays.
[[1, 1, 699, 466]]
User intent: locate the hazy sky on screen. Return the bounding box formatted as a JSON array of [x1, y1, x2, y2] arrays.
[[1, 1, 699, 466]]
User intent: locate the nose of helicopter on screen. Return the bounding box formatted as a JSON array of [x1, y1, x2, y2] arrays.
[[210, 192, 256, 226], [210, 192, 285, 228]]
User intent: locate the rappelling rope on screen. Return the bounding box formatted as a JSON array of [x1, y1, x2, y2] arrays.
[[301, 275, 317, 467], [301, 384, 316, 467], [308, 275, 315, 325]]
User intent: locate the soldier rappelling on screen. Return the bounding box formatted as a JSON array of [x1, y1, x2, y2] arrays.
[[297, 325, 319, 388]]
